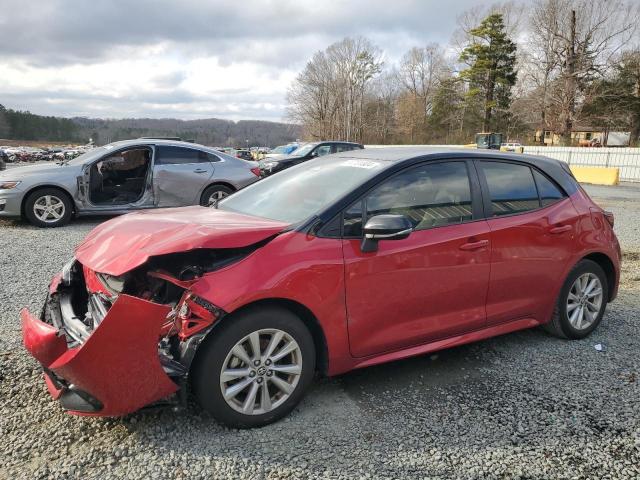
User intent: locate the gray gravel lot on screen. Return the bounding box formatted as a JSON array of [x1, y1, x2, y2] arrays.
[[1, 184, 639, 479]]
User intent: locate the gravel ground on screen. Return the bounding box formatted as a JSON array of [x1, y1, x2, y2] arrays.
[[1, 185, 639, 479]]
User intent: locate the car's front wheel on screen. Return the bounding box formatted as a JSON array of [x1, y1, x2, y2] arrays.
[[192, 306, 315, 428], [24, 188, 73, 228], [544, 259, 608, 339]]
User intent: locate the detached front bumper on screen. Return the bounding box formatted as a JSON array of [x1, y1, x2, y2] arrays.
[[21, 290, 179, 417]]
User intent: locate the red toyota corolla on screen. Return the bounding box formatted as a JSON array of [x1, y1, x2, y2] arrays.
[[21, 148, 620, 428]]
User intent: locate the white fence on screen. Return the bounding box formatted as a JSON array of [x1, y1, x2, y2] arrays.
[[365, 145, 640, 183], [521, 147, 640, 183]]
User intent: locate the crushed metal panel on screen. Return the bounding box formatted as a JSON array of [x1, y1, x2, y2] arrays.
[[46, 295, 177, 416]]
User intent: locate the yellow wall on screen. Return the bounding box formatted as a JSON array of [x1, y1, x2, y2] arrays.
[[570, 166, 620, 186]]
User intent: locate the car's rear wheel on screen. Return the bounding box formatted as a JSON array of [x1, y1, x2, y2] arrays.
[[192, 306, 315, 428], [24, 188, 73, 228], [544, 259, 608, 339], [200, 184, 234, 207]]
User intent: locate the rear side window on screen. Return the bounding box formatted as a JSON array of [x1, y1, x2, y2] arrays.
[[479, 161, 539, 216], [533, 169, 565, 206], [343, 161, 473, 236], [335, 144, 357, 153], [156, 146, 214, 165]]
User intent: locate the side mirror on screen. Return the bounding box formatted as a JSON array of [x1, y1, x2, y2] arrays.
[[361, 214, 413, 253]]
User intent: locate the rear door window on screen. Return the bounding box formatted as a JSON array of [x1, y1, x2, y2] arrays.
[[479, 161, 540, 216], [156, 146, 212, 165], [335, 144, 356, 153]]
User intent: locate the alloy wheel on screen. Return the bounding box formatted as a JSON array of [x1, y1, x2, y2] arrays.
[[219, 328, 302, 415], [566, 273, 603, 330], [208, 190, 229, 207], [33, 195, 66, 223]]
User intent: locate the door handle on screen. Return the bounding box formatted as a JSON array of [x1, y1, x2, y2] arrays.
[[193, 169, 208, 174], [549, 225, 572, 234], [459, 239, 489, 251]]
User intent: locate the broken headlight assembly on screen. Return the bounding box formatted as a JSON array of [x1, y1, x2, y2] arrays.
[[172, 293, 223, 340], [60, 257, 76, 285]]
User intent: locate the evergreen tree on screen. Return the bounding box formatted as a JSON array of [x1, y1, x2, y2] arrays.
[[459, 13, 517, 133]]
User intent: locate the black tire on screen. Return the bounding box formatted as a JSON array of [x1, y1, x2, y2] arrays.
[[23, 188, 73, 228], [200, 184, 234, 207], [192, 306, 316, 428], [544, 259, 608, 339]]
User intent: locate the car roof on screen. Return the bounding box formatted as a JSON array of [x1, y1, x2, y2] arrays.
[[105, 138, 210, 149], [97, 139, 251, 163], [327, 147, 577, 194]]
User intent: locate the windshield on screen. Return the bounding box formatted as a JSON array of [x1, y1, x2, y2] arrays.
[[289, 144, 315, 157], [218, 157, 386, 223], [271, 145, 290, 154], [66, 147, 108, 165]]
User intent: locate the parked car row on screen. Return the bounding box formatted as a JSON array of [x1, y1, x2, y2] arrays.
[[20, 146, 621, 429], [0, 144, 95, 163], [0, 138, 363, 227], [259, 141, 363, 176]]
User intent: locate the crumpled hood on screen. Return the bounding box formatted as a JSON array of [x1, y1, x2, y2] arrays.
[[75, 206, 289, 276]]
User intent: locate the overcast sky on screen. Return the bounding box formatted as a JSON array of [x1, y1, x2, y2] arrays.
[[0, 0, 487, 122]]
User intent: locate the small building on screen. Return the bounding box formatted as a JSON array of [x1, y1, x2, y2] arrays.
[[534, 127, 630, 147]]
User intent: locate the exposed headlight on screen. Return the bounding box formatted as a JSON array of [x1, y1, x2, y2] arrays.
[[61, 258, 76, 285], [0, 181, 21, 189]]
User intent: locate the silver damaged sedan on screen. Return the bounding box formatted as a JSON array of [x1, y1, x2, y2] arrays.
[[0, 139, 261, 227]]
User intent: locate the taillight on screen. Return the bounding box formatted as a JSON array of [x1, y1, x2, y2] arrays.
[[603, 210, 615, 228], [250, 167, 261, 177]]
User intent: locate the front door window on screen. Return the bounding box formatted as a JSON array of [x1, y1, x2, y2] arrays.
[[314, 145, 332, 157]]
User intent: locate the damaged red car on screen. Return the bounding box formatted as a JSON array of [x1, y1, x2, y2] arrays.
[[21, 148, 621, 428]]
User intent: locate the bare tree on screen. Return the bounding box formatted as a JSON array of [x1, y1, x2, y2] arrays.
[[287, 37, 382, 142], [529, 0, 638, 144], [396, 44, 446, 141], [363, 70, 399, 144]]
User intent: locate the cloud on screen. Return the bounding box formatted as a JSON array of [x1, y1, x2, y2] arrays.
[[0, 0, 493, 120]]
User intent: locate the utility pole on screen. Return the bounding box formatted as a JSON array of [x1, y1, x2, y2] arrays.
[[563, 10, 577, 146]]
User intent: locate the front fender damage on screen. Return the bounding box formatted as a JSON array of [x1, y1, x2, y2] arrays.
[[23, 295, 178, 416]]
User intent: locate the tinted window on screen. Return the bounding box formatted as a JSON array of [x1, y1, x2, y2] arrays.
[[480, 161, 539, 216], [344, 162, 473, 236], [315, 145, 332, 157], [343, 200, 364, 237], [335, 144, 357, 153], [156, 146, 214, 165], [533, 169, 565, 206]]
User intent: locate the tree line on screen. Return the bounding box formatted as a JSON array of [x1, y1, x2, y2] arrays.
[[0, 105, 300, 147], [0, 105, 81, 142], [287, 0, 640, 146]]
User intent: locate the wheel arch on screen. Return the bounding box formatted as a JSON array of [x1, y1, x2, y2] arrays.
[[580, 252, 617, 302], [199, 181, 237, 204], [191, 297, 329, 377], [21, 184, 76, 217]]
